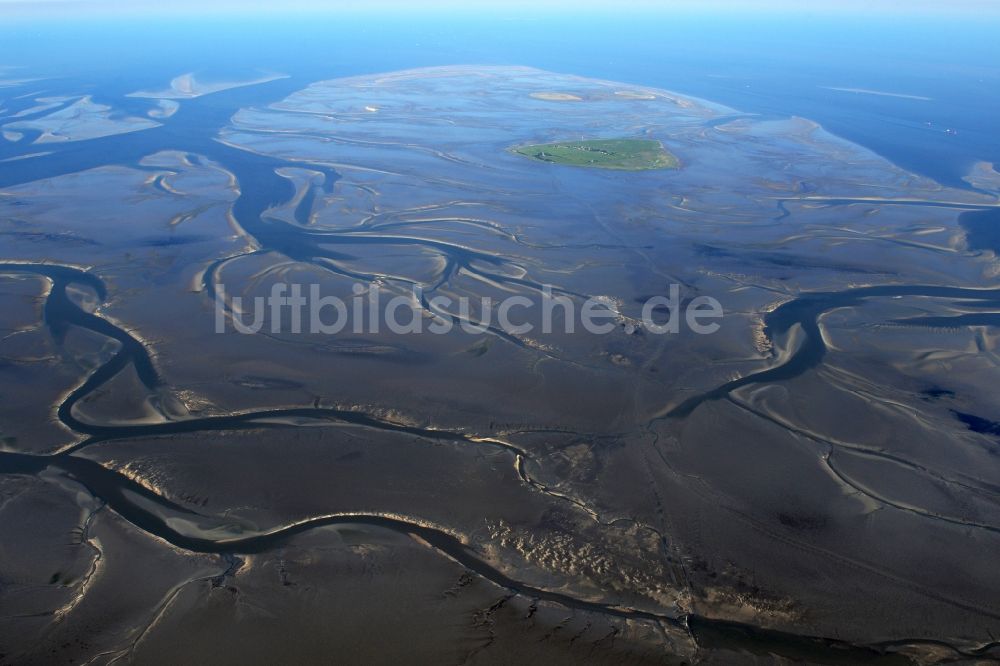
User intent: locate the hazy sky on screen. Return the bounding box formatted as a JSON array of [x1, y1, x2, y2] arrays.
[[1, 0, 998, 18]]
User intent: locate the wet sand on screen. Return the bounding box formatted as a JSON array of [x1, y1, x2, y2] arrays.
[[2, 66, 1000, 664]]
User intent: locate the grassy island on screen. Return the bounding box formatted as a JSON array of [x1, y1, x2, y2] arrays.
[[510, 138, 679, 171]]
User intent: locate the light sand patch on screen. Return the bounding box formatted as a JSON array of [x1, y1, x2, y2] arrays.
[[10, 95, 73, 118], [0, 78, 40, 88], [614, 90, 656, 100], [147, 99, 180, 119], [2, 96, 159, 144], [0, 151, 52, 162], [821, 86, 932, 101], [129, 72, 288, 99], [964, 161, 1000, 195], [529, 91, 582, 101]]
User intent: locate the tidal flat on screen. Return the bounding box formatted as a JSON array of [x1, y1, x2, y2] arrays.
[[2, 65, 1000, 664]]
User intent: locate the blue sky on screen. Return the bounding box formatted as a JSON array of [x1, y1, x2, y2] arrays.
[[1, 0, 998, 17]]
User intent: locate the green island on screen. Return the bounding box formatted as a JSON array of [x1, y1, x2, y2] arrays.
[[510, 138, 679, 171]]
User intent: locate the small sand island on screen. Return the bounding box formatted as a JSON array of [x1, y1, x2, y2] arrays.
[[529, 91, 582, 101], [510, 138, 679, 170]]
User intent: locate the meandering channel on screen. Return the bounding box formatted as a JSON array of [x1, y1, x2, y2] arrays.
[[2, 77, 997, 664]]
